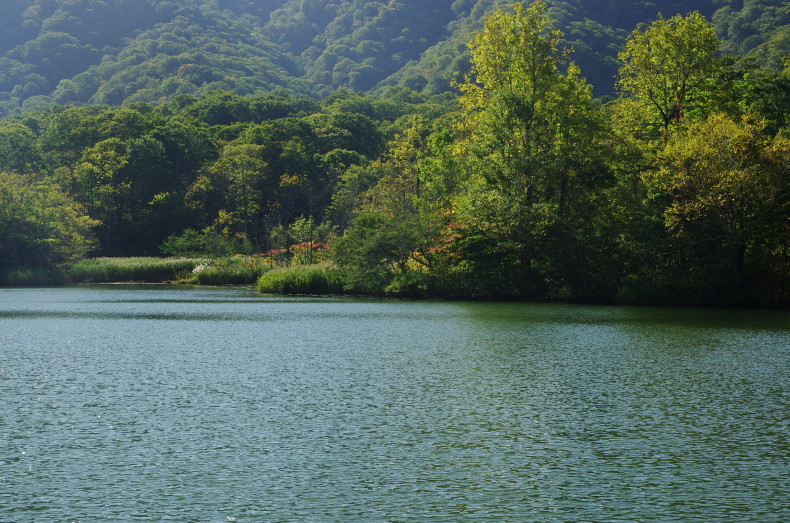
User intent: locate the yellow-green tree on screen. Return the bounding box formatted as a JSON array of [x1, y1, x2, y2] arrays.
[[74, 138, 132, 254], [0, 172, 98, 280], [454, 0, 608, 296], [75, 138, 129, 218], [618, 12, 722, 137], [654, 113, 789, 302]]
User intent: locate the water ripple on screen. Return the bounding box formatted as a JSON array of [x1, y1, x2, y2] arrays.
[[0, 286, 787, 521]]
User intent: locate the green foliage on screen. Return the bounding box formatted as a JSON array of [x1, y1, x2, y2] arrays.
[[714, 0, 789, 70], [454, 0, 611, 298], [256, 263, 346, 294], [652, 113, 789, 304], [618, 12, 723, 135], [326, 2, 787, 305], [193, 256, 270, 285], [333, 212, 412, 295], [160, 228, 251, 257], [0, 0, 306, 117], [0, 1, 786, 305], [330, 115, 457, 296], [0, 123, 41, 172], [745, 63, 790, 135], [0, 171, 98, 280], [268, 216, 335, 266], [0, 0, 773, 117], [68, 256, 210, 283], [267, 0, 458, 93], [0, 82, 437, 280]]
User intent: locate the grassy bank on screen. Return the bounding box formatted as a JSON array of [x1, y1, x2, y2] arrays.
[[67, 255, 273, 285], [68, 257, 210, 283], [190, 256, 271, 285], [256, 264, 347, 295]]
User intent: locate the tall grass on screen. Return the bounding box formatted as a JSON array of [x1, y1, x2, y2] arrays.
[[256, 264, 347, 295], [193, 256, 271, 285], [69, 257, 210, 283]]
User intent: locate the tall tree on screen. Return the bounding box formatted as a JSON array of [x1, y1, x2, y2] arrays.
[[206, 143, 269, 244], [454, 0, 607, 297], [617, 12, 722, 137]]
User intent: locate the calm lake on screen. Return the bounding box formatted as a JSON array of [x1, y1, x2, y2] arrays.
[[1, 285, 787, 521]]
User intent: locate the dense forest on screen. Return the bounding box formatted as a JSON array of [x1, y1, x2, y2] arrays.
[[0, 0, 788, 306], [0, 0, 787, 115]]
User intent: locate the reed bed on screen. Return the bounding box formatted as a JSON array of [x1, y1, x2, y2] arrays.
[[69, 257, 210, 283], [256, 264, 347, 295], [193, 256, 271, 285]]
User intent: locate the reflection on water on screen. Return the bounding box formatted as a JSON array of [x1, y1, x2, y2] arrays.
[[1, 286, 788, 521]]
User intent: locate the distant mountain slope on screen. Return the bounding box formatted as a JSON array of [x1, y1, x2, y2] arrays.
[[0, 0, 785, 117], [376, 0, 717, 96], [714, 0, 788, 70], [264, 0, 460, 93], [0, 0, 301, 116], [50, 2, 307, 106]]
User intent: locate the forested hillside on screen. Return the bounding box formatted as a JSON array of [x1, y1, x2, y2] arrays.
[[1, 0, 786, 117], [1, 1, 787, 305]]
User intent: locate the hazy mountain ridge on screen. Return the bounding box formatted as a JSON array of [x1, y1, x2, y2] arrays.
[[0, 0, 785, 116]]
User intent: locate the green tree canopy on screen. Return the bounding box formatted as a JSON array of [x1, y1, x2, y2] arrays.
[[0, 171, 98, 280], [453, 0, 609, 296], [617, 12, 722, 136]]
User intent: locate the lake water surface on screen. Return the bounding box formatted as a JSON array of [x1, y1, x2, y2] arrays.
[[1, 286, 787, 521]]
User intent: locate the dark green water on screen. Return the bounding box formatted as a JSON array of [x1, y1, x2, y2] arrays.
[[1, 286, 787, 521]]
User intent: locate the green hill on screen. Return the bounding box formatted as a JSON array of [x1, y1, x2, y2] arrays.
[[0, 0, 785, 117]]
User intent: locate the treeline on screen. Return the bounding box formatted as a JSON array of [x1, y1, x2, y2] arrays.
[[331, 4, 788, 306], [0, 86, 451, 277], [1, 2, 788, 306]]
